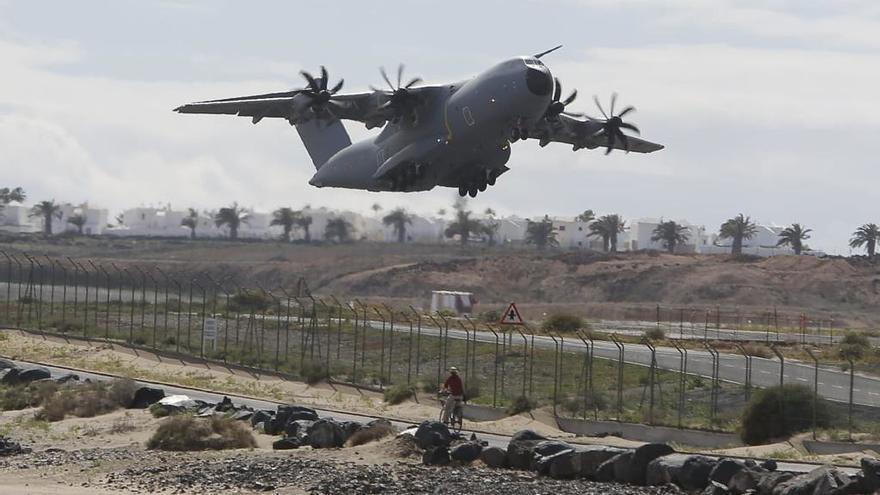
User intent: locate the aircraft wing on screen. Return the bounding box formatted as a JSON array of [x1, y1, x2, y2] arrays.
[[174, 89, 426, 129], [527, 114, 664, 153]]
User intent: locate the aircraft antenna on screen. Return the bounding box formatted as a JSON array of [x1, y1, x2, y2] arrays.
[[534, 45, 563, 59]]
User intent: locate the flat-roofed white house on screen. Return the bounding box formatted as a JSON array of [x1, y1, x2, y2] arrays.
[[0, 202, 38, 233]]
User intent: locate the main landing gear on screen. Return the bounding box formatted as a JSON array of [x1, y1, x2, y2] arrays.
[[457, 169, 499, 198], [388, 162, 426, 192]]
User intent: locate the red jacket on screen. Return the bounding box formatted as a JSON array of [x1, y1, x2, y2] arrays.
[[444, 374, 464, 396]]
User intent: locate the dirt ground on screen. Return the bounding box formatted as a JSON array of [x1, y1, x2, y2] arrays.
[[4, 236, 879, 328]]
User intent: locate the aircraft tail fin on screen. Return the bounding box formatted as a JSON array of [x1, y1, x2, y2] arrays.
[[295, 117, 351, 170]]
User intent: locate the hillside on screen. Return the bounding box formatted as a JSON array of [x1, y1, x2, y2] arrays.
[[3, 235, 879, 327]]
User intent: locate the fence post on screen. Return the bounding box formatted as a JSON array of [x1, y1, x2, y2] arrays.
[[575, 331, 590, 420], [524, 324, 536, 398], [0, 252, 11, 325], [642, 337, 657, 425], [316, 297, 331, 378], [22, 254, 35, 327], [278, 286, 293, 366], [670, 340, 687, 429], [155, 267, 181, 353], [66, 257, 79, 328], [548, 332, 560, 417], [409, 306, 422, 379], [514, 327, 529, 400], [427, 314, 444, 388], [347, 302, 359, 384], [484, 322, 500, 408], [734, 343, 753, 402], [330, 295, 344, 360], [94, 263, 111, 339], [848, 358, 855, 441], [193, 279, 207, 359], [402, 313, 414, 386], [702, 342, 719, 425], [383, 303, 396, 385], [804, 347, 820, 440], [770, 344, 785, 434], [373, 307, 387, 388], [85, 259, 103, 335], [30, 255, 45, 331], [457, 320, 471, 386], [435, 311, 450, 376], [110, 263, 125, 340], [610, 334, 625, 420], [134, 266, 148, 333], [261, 286, 282, 372], [45, 255, 56, 327]]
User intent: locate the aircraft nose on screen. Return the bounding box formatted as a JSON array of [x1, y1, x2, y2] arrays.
[[308, 175, 323, 187], [526, 66, 552, 96]]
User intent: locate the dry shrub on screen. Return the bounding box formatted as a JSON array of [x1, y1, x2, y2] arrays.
[[382, 384, 413, 405], [147, 416, 256, 451], [36, 379, 135, 421], [108, 378, 137, 407], [742, 343, 771, 359], [347, 421, 395, 447]]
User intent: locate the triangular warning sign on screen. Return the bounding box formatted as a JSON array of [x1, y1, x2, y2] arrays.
[[500, 302, 524, 325]]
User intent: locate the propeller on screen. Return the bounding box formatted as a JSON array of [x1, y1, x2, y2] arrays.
[[374, 64, 423, 124], [590, 93, 640, 154], [544, 78, 580, 121], [299, 66, 344, 116]]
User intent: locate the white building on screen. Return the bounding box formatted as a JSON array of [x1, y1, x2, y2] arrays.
[[48, 203, 108, 235], [0, 202, 38, 233]]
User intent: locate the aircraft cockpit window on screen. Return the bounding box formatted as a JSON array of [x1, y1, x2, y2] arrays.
[[523, 57, 544, 67]]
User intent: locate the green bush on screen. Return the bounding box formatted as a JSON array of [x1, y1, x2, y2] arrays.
[[506, 395, 535, 416], [478, 310, 501, 323], [147, 416, 256, 451], [740, 384, 830, 445], [541, 313, 585, 333], [644, 327, 665, 340], [383, 384, 413, 405], [0, 386, 31, 410], [228, 292, 271, 313], [419, 380, 439, 394], [465, 379, 481, 401], [36, 379, 135, 422], [838, 333, 870, 361], [300, 360, 327, 385], [149, 402, 171, 418]]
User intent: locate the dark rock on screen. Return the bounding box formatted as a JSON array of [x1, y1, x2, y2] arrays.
[[595, 451, 635, 483], [861, 457, 880, 492], [702, 480, 731, 495], [272, 437, 301, 450], [0, 367, 19, 384], [727, 466, 766, 494], [231, 409, 253, 421], [832, 474, 866, 495], [276, 404, 319, 424], [450, 442, 482, 463], [250, 410, 274, 428], [760, 459, 778, 472], [339, 421, 363, 443], [545, 450, 580, 479], [506, 430, 549, 470], [414, 421, 452, 450], [307, 419, 345, 448], [621, 443, 675, 485], [129, 387, 165, 409], [772, 466, 850, 495], [757, 471, 794, 494], [479, 446, 507, 468], [214, 396, 235, 412], [0, 358, 15, 369], [531, 441, 574, 473], [577, 446, 628, 479], [647, 453, 714, 490], [710, 458, 746, 486], [422, 446, 450, 466], [53, 373, 80, 384], [0, 436, 30, 457]]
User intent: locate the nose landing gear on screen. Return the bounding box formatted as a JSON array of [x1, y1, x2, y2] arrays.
[[389, 162, 426, 192], [457, 168, 501, 197]]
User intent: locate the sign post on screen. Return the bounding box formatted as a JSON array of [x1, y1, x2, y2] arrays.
[[203, 318, 218, 351], [499, 302, 524, 326]]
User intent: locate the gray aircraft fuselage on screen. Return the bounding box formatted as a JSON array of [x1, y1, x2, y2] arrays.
[[309, 57, 553, 192]]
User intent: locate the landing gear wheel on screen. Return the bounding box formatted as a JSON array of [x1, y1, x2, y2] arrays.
[[468, 187, 477, 198], [510, 128, 520, 142], [488, 176, 496, 186], [520, 128, 529, 139], [458, 186, 467, 197], [478, 182, 487, 192]]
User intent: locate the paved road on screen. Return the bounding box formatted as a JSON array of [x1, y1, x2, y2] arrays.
[[358, 319, 880, 407]]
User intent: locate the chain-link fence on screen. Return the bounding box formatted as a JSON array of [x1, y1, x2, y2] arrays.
[[1, 249, 878, 439]]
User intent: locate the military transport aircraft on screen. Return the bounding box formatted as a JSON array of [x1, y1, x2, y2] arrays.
[[175, 46, 663, 197]]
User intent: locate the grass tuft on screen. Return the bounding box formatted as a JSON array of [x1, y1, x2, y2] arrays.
[[146, 416, 256, 451]]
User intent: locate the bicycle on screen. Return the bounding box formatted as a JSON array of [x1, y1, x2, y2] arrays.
[[438, 391, 464, 435]]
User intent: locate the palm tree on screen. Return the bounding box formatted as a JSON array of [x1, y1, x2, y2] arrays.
[[437, 208, 447, 218], [483, 208, 500, 246], [575, 209, 595, 223], [719, 214, 758, 255], [67, 213, 87, 235], [180, 208, 199, 239], [295, 211, 313, 242], [651, 220, 690, 254], [382, 208, 412, 243], [776, 223, 812, 255], [371, 203, 382, 218], [325, 217, 353, 243], [850, 223, 880, 258], [525, 215, 559, 250], [444, 208, 483, 246], [0, 187, 25, 211], [29, 200, 62, 235], [214, 202, 250, 240], [589, 214, 626, 252], [271, 207, 298, 242]]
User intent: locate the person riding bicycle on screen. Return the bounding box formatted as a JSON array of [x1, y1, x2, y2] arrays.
[[440, 366, 464, 424]]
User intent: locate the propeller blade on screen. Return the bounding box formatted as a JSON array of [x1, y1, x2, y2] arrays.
[[563, 89, 578, 106], [618, 106, 636, 118], [330, 78, 344, 94], [619, 122, 641, 134], [397, 64, 404, 88], [320, 66, 328, 91], [605, 135, 616, 154], [404, 77, 422, 89], [617, 129, 630, 152], [553, 78, 561, 102], [593, 95, 609, 119], [380, 67, 394, 91], [561, 111, 584, 118], [610, 92, 618, 116], [301, 70, 320, 93]]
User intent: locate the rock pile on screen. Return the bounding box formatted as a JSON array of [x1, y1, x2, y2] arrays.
[[0, 437, 30, 457], [0, 360, 53, 386], [419, 429, 874, 495]]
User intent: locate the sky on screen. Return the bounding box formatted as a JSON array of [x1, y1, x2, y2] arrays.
[[1, 0, 879, 254]]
